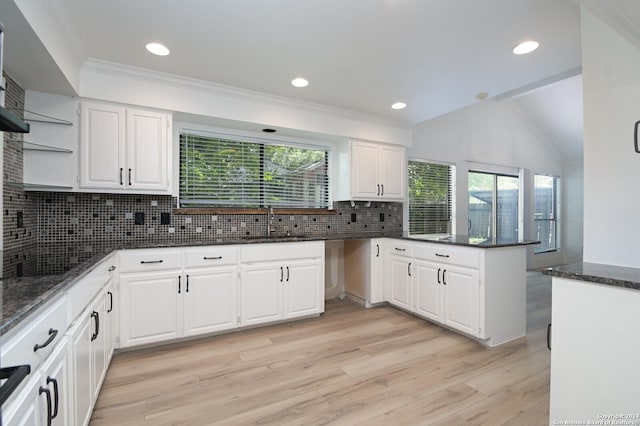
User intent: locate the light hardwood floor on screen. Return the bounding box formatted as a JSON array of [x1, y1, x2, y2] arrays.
[[90, 271, 551, 425]]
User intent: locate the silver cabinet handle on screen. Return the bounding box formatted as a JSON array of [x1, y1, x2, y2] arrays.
[[408, 262, 412, 277], [381, 184, 384, 196], [435, 253, 450, 258], [395, 247, 406, 252], [376, 244, 380, 257], [119, 168, 123, 186], [286, 266, 290, 282], [442, 269, 447, 285], [377, 184, 380, 196], [108, 265, 116, 272], [128, 168, 132, 186], [203, 256, 223, 260], [280, 266, 284, 282], [140, 260, 163, 264]]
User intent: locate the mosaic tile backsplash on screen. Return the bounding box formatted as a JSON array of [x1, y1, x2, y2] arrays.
[[29, 193, 402, 275]]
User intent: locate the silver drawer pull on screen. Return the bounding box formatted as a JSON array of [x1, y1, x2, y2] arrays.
[[203, 256, 223, 260], [140, 260, 163, 264], [395, 248, 406, 252], [34, 328, 58, 352], [108, 265, 116, 272], [435, 253, 450, 258]]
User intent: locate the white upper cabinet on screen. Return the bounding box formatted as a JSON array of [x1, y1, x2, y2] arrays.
[[335, 140, 406, 201], [80, 101, 171, 194]]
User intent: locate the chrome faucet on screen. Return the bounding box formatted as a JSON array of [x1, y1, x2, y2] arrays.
[[267, 205, 274, 237]]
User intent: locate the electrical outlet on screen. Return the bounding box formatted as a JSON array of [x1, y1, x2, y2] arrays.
[[134, 212, 145, 225]]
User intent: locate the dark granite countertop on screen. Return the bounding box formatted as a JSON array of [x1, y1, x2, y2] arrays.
[[1, 233, 536, 338], [541, 262, 640, 291], [402, 234, 539, 248]]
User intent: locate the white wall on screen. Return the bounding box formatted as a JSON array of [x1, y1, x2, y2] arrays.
[[582, 8, 640, 267], [79, 61, 412, 147], [563, 160, 584, 264], [410, 97, 573, 269]]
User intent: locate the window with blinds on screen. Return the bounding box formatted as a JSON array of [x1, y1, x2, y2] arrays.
[[180, 132, 329, 208], [408, 160, 455, 235], [534, 174, 559, 253]]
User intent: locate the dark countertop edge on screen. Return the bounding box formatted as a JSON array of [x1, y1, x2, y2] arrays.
[[400, 236, 539, 248], [541, 262, 640, 291]]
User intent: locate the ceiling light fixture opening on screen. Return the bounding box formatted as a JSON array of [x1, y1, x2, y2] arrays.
[[512, 40, 539, 55], [391, 102, 407, 110], [146, 42, 170, 56], [291, 78, 309, 88]]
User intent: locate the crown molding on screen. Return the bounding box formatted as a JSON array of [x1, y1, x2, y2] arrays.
[[81, 58, 413, 130]]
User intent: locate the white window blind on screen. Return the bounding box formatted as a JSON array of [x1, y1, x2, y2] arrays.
[[408, 160, 455, 235], [180, 133, 329, 208], [534, 174, 559, 253]]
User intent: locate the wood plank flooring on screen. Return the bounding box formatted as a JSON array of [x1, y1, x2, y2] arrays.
[[90, 271, 552, 425]]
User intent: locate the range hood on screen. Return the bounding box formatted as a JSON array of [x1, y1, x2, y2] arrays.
[[0, 104, 30, 133]]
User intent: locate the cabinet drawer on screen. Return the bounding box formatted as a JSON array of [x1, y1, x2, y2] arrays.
[[241, 241, 324, 263], [413, 244, 480, 269], [1, 295, 68, 372], [119, 249, 182, 273], [184, 246, 238, 268], [387, 240, 413, 257], [68, 254, 116, 321]]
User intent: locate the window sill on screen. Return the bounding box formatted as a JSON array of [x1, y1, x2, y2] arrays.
[[174, 207, 337, 216]]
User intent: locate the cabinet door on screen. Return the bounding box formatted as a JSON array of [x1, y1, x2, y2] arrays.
[[125, 109, 169, 191], [80, 102, 125, 189], [369, 240, 384, 304], [441, 266, 479, 336], [284, 260, 323, 319], [104, 279, 116, 363], [40, 339, 70, 426], [351, 141, 380, 199], [183, 267, 239, 337], [90, 294, 107, 402], [241, 264, 284, 327], [388, 256, 412, 310], [2, 375, 40, 426], [69, 314, 93, 426], [120, 271, 182, 347], [414, 260, 442, 322], [379, 145, 405, 200]]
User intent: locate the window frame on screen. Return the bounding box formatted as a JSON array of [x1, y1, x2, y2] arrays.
[[176, 126, 333, 210], [533, 174, 560, 254]]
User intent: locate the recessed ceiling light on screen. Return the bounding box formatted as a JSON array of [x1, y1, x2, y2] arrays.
[[391, 102, 407, 110], [476, 92, 489, 100], [291, 78, 309, 88], [512, 40, 539, 55], [146, 42, 170, 56]]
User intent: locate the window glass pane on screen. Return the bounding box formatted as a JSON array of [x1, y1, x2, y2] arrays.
[[180, 133, 328, 208], [469, 171, 519, 243], [408, 161, 455, 235], [534, 174, 559, 253], [497, 175, 519, 243]]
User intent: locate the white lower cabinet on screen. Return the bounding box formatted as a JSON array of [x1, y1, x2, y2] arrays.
[[385, 241, 414, 311], [2, 339, 70, 426], [119, 271, 182, 348], [240, 242, 325, 327], [183, 266, 239, 336], [241, 259, 323, 327], [413, 259, 479, 336], [383, 238, 526, 346], [68, 289, 110, 426]]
